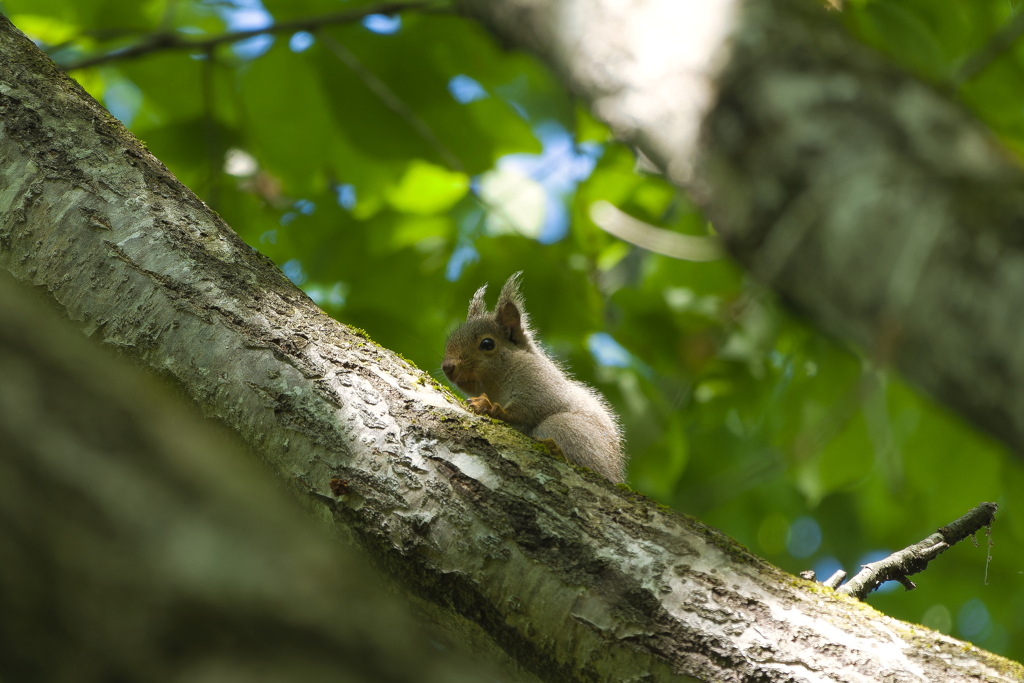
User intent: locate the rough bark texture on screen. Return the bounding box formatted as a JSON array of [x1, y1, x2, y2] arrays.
[[0, 272, 480, 683], [701, 0, 1024, 463], [457, 0, 1024, 465], [2, 10, 1022, 683]]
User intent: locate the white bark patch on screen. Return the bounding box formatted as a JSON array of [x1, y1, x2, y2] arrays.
[[446, 450, 501, 488], [769, 604, 926, 681]]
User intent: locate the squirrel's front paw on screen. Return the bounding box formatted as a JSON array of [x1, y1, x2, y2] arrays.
[[467, 393, 494, 415], [468, 394, 512, 421]]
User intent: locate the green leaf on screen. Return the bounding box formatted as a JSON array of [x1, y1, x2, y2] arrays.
[[10, 14, 79, 44], [386, 160, 469, 215], [389, 215, 454, 252]]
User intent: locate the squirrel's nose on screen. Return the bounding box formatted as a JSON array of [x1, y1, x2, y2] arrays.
[[442, 360, 456, 379]]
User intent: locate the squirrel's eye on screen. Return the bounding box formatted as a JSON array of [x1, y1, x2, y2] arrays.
[[479, 338, 496, 351]]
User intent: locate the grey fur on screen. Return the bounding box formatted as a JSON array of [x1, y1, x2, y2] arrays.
[[467, 284, 488, 320], [442, 273, 626, 482]]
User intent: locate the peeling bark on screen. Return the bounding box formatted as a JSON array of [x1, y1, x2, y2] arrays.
[[2, 11, 1022, 683]]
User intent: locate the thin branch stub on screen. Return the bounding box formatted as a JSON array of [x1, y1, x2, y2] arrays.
[[836, 502, 996, 600]]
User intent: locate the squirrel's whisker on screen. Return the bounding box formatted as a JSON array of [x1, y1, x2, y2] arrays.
[[405, 333, 443, 362]]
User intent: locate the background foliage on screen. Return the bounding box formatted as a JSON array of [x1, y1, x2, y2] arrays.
[[7, 0, 1024, 661]]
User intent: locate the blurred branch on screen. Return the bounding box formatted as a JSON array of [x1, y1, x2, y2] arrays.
[[58, 1, 440, 70], [953, 10, 1024, 85], [0, 271, 481, 683], [835, 502, 998, 600], [589, 200, 723, 262], [319, 33, 464, 172]]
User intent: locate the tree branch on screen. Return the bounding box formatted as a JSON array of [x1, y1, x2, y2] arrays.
[[823, 570, 847, 590], [837, 502, 998, 600], [58, 1, 438, 71]]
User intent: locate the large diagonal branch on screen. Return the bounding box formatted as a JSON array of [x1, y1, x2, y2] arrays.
[[0, 12, 1018, 683]]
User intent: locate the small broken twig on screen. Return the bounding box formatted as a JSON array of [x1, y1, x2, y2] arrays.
[[836, 502, 997, 600], [822, 570, 846, 591]]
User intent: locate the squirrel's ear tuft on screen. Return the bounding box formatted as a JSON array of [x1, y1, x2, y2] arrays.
[[467, 284, 488, 319], [497, 272, 524, 309], [495, 272, 530, 345]]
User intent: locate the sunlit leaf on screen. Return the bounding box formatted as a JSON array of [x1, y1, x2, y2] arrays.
[[386, 160, 469, 215]]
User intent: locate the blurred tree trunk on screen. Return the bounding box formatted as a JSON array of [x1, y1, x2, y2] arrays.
[[0, 271, 482, 683], [1, 8, 1021, 683], [458, 0, 1024, 466]]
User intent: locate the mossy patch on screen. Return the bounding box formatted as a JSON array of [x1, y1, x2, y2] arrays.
[[347, 325, 382, 348], [394, 352, 419, 370]]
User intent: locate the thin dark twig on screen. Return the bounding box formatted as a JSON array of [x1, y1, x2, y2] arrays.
[[954, 10, 1024, 85], [835, 502, 997, 601], [319, 33, 463, 173], [59, 1, 436, 71], [984, 523, 994, 585]]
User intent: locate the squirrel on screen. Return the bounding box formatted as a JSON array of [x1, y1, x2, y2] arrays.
[[442, 272, 626, 482]]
